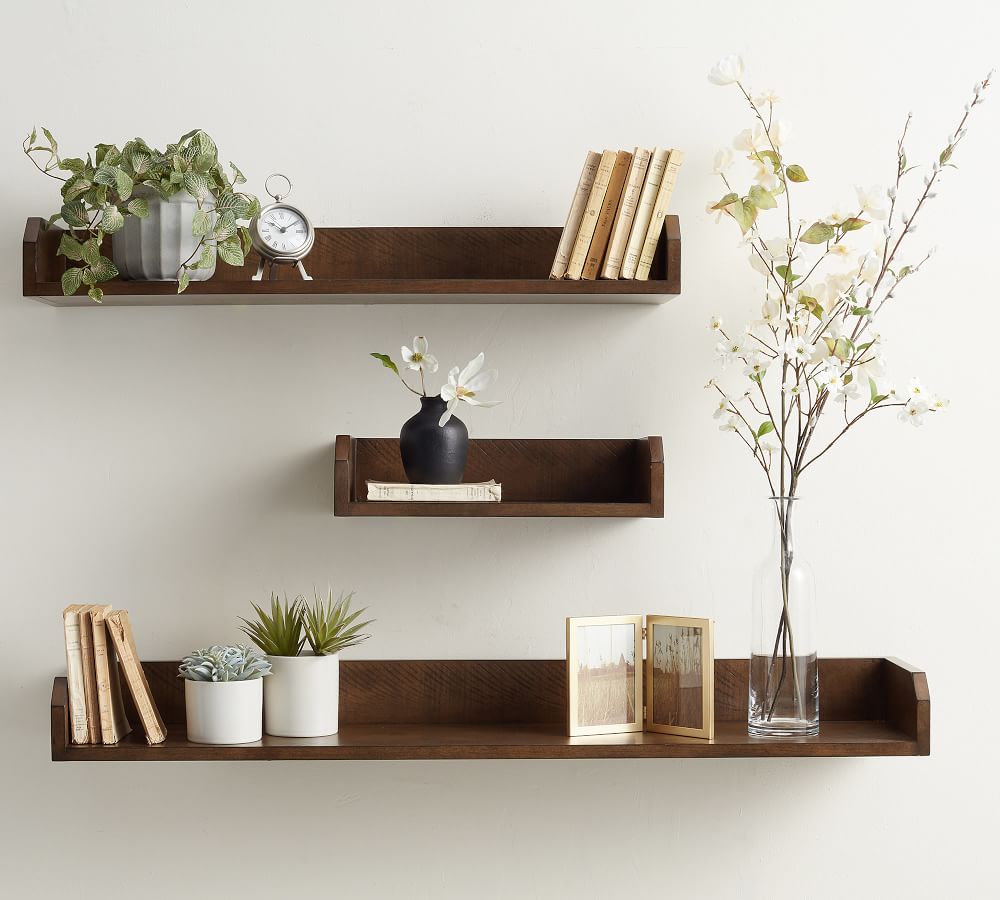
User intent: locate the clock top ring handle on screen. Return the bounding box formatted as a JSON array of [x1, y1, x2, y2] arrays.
[[264, 173, 293, 203]]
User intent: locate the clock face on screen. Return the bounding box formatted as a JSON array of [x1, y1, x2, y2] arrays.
[[257, 206, 309, 255]]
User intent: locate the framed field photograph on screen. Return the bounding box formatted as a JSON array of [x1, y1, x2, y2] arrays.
[[566, 615, 643, 737], [645, 615, 714, 740]]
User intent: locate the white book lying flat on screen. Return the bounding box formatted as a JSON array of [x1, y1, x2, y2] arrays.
[[367, 480, 502, 502]]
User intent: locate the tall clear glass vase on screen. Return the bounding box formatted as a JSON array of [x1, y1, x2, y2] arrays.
[[748, 496, 819, 736]]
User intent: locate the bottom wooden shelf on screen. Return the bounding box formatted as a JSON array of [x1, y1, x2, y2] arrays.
[[51, 658, 929, 761]]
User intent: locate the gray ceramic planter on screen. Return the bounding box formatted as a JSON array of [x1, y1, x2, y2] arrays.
[[111, 189, 216, 281]]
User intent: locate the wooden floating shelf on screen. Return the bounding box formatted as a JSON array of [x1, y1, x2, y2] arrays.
[[22, 217, 680, 305], [51, 658, 929, 760], [333, 436, 664, 517]]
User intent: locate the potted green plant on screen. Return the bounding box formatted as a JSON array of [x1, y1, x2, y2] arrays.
[[23, 127, 259, 302], [240, 591, 373, 738], [179, 645, 271, 745]]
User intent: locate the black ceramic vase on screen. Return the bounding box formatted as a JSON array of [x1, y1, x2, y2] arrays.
[[399, 395, 469, 484]]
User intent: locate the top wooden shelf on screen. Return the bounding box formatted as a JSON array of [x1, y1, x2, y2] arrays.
[[22, 217, 681, 306]]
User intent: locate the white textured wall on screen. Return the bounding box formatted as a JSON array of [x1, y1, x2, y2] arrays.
[[2, 1, 997, 896]]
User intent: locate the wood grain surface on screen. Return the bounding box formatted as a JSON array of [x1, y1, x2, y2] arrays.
[[23, 217, 681, 304], [51, 658, 929, 760], [333, 436, 664, 517]]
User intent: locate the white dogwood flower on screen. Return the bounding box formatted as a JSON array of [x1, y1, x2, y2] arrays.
[[400, 336, 439, 374], [708, 55, 745, 85], [439, 353, 500, 426], [743, 352, 770, 379], [783, 334, 813, 364], [716, 335, 747, 363], [754, 88, 782, 105], [899, 399, 929, 427], [709, 315, 724, 331], [712, 397, 730, 419], [719, 415, 740, 432], [930, 395, 950, 411]]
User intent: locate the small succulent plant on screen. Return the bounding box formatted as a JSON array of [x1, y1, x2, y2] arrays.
[[178, 645, 271, 682], [240, 590, 373, 657]]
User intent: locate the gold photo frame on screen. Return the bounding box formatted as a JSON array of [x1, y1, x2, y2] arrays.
[[566, 614, 714, 740], [645, 615, 714, 740], [566, 615, 643, 737]]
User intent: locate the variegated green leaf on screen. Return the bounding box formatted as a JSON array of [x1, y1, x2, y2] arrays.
[[101, 205, 125, 234], [192, 208, 212, 236], [183, 172, 211, 200], [217, 237, 244, 266], [61, 267, 83, 296], [58, 233, 85, 261], [126, 197, 149, 217]]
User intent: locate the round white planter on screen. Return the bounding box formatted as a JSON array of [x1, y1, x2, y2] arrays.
[[264, 653, 340, 738], [111, 189, 217, 281], [185, 678, 263, 745]]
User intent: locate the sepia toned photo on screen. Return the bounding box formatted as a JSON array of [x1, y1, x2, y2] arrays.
[[566, 615, 643, 736], [646, 616, 714, 739]]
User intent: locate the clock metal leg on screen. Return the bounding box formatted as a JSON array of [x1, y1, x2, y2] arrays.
[[252, 259, 266, 282], [296, 260, 313, 281]]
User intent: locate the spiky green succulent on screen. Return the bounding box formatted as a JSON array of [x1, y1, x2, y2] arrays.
[[302, 590, 373, 656], [239, 593, 306, 657], [178, 645, 271, 682]]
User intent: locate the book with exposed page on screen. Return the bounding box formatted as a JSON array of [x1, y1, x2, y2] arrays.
[[620, 147, 670, 279], [581, 150, 633, 280], [550, 151, 602, 279], [635, 149, 684, 280], [62, 605, 89, 745], [565, 150, 617, 280], [90, 604, 132, 744], [105, 610, 166, 745], [601, 148, 651, 279]]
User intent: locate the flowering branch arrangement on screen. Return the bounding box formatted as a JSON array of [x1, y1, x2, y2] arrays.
[[371, 336, 500, 425], [706, 55, 990, 499]]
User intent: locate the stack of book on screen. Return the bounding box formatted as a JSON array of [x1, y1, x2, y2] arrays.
[[549, 147, 683, 282], [62, 605, 166, 745]]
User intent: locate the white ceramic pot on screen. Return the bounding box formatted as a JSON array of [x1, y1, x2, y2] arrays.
[[185, 679, 263, 744], [111, 189, 217, 281], [264, 653, 340, 737]]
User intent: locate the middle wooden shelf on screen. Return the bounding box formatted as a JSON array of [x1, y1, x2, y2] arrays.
[[333, 435, 664, 517]]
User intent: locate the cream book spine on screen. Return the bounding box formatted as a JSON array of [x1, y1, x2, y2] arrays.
[[62, 604, 89, 745], [601, 148, 651, 279], [565, 150, 617, 280], [581, 150, 633, 280], [367, 480, 502, 502], [77, 606, 101, 744], [635, 149, 684, 281], [91, 604, 131, 744], [105, 610, 167, 745], [620, 147, 670, 279], [549, 151, 602, 279]]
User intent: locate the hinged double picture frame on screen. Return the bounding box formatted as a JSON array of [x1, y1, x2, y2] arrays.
[[566, 614, 714, 740]]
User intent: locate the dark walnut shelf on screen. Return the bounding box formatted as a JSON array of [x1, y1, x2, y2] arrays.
[[333, 436, 664, 517], [51, 658, 929, 761], [22, 216, 680, 305]]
